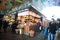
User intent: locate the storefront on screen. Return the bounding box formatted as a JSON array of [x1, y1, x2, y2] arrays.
[[17, 9, 41, 35]]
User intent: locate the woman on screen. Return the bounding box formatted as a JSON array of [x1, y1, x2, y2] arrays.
[[42, 19, 49, 40]]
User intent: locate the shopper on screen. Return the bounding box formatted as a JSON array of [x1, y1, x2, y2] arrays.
[[0, 18, 3, 33], [42, 19, 49, 40], [48, 18, 57, 40], [3, 20, 9, 32], [58, 21, 60, 28], [11, 21, 18, 33]]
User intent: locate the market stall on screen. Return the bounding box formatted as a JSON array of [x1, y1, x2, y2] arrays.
[[17, 10, 40, 35]]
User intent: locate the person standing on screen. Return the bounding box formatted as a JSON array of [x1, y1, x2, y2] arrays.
[[42, 19, 49, 40], [3, 20, 9, 32], [48, 18, 57, 40], [11, 21, 18, 33], [0, 18, 3, 32]]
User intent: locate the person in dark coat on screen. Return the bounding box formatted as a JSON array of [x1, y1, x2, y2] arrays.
[[3, 20, 9, 32], [57, 21, 60, 28], [48, 18, 57, 40], [0, 18, 3, 32], [11, 21, 18, 33]]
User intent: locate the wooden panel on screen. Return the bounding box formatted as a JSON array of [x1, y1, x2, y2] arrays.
[[0, 0, 6, 11]]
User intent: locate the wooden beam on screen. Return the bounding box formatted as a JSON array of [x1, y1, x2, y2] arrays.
[[0, 0, 6, 11]]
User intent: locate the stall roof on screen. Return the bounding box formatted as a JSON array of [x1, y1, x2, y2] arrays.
[[10, 4, 46, 18], [29, 5, 46, 18]]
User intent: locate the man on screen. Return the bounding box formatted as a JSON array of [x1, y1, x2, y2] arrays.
[[0, 18, 2, 32], [48, 18, 57, 40]]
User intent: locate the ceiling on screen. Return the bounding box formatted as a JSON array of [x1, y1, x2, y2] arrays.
[[0, 0, 24, 11]]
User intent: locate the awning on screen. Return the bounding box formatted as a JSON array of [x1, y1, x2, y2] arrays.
[[18, 11, 40, 18]]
